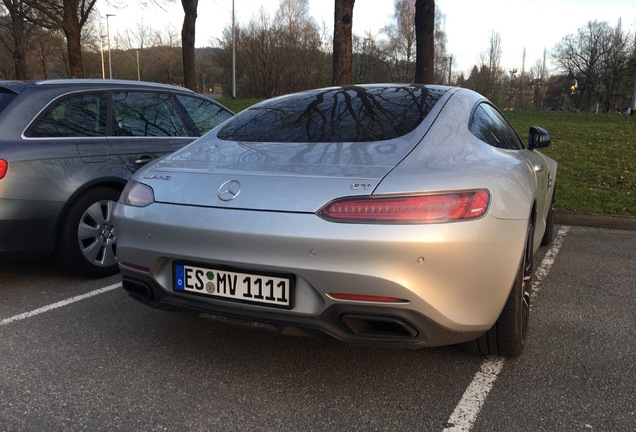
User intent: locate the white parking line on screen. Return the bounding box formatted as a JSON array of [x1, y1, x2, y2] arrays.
[[443, 225, 571, 432], [0, 282, 122, 327]]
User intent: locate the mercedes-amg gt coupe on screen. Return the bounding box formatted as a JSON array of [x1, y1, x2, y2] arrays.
[[113, 84, 556, 357]]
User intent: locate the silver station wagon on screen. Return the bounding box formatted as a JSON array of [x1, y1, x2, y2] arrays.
[[0, 79, 233, 277]]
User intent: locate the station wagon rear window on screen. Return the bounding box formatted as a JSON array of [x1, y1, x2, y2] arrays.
[[218, 85, 445, 143]]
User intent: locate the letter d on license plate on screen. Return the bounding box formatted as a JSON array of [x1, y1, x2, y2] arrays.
[[174, 262, 293, 309]]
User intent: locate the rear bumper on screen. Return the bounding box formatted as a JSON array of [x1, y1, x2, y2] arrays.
[[114, 202, 529, 347], [121, 274, 482, 347]]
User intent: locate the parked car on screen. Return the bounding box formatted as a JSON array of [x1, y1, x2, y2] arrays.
[[0, 79, 233, 277], [114, 84, 556, 357]]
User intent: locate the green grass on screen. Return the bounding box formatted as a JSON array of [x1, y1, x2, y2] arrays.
[[216, 97, 262, 114], [216, 98, 635, 216], [506, 111, 635, 216]]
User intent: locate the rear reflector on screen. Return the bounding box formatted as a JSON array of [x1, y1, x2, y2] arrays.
[[120, 262, 151, 272], [0, 159, 7, 180], [327, 293, 408, 303], [318, 190, 490, 223]]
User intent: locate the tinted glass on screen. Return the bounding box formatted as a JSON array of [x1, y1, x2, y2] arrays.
[[0, 89, 17, 114], [469, 103, 524, 150], [176, 95, 232, 135], [218, 85, 444, 142], [27, 93, 106, 137], [113, 92, 187, 137]]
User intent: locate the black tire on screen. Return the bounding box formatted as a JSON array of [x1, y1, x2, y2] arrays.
[[472, 222, 534, 358], [54, 186, 121, 278], [541, 190, 555, 246]]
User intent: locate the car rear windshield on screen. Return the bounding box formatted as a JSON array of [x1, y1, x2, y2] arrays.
[[0, 88, 18, 115], [217, 85, 445, 143]]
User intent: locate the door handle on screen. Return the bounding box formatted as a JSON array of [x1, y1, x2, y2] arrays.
[[135, 155, 153, 165], [533, 164, 544, 173]]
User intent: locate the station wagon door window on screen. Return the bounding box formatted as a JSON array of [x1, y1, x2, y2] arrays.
[[469, 103, 524, 150], [175, 95, 233, 135], [26, 93, 107, 137], [112, 92, 187, 137]]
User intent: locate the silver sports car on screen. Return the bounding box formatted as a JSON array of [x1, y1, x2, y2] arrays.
[[113, 84, 556, 357]]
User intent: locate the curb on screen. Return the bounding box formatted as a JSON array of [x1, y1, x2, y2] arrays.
[[555, 211, 636, 231]]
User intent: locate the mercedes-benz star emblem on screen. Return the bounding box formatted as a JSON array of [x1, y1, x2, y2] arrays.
[[217, 180, 241, 201]]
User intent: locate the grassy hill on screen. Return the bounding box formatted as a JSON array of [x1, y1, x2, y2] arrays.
[[507, 111, 635, 216]]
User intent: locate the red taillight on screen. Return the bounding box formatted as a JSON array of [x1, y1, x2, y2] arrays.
[[318, 190, 490, 223], [0, 159, 7, 180], [327, 293, 408, 303]]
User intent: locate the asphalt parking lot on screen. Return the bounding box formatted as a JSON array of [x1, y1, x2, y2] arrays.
[[1, 224, 634, 431]]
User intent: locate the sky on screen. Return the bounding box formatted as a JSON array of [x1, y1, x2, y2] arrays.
[[98, 0, 636, 75]]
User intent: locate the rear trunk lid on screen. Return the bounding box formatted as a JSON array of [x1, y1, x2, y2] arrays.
[[141, 136, 420, 213], [137, 85, 451, 213]]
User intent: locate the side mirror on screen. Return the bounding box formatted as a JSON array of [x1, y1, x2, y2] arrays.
[[528, 126, 551, 150]]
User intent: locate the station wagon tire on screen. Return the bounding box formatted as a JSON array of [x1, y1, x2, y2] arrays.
[[541, 190, 555, 246], [54, 187, 121, 278], [470, 222, 534, 358]]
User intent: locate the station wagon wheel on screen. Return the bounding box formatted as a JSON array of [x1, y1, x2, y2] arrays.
[[471, 221, 534, 358], [54, 186, 121, 278]]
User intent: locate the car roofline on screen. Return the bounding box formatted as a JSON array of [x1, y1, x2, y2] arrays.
[[32, 79, 195, 93]]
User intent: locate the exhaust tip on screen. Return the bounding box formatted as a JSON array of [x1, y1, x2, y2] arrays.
[[122, 278, 154, 301], [341, 314, 418, 339]]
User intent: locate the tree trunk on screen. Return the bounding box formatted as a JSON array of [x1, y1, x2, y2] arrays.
[[64, 24, 84, 78], [62, 0, 84, 78], [414, 0, 434, 84], [181, 0, 198, 91], [333, 0, 355, 86]]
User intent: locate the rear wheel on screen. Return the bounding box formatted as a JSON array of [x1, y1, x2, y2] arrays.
[[54, 187, 121, 278], [472, 222, 534, 357], [541, 190, 555, 246]]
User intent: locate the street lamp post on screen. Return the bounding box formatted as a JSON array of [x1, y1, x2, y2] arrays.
[[100, 34, 106, 79], [106, 14, 116, 79]]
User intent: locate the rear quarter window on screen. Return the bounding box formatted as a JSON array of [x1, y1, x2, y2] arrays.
[[0, 89, 18, 114], [218, 85, 445, 143], [469, 103, 524, 150], [175, 95, 233, 135], [26, 93, 107, 137]]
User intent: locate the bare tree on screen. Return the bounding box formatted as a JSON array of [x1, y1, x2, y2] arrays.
[[414, 0, 434, 83], [382, 0, 416, 82], [333, 0, 354, 85], [476, 31, 503, 104], [432, 6, 448, 84], [115, 19, 156, 80], [214, 2, 328, 98], [1, 0, 31, 79], [155, 24, 182, 83], [274, 0, 323, 92], [22, 0, 98, 78], [553, 20, 633, 112], [31, 26, 65, 79]]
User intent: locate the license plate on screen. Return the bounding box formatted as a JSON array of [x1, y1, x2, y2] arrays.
[[173, 262, 293, 309]]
